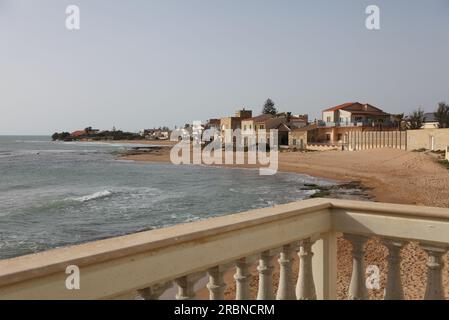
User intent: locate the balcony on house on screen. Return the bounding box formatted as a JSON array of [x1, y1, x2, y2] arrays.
[[0, 198, 448, 300], [317, 120, 396, 128]]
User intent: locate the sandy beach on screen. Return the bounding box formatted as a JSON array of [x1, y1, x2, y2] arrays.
[[120, 147, 449, 299], [121, 147, 449, 207]]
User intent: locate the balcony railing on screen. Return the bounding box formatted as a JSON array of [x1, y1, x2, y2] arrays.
[[317, 121, 396, 128], [0, 198, 448, 300]]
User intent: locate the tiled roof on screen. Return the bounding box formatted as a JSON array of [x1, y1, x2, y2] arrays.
[[245, 114, 274, 122], [71, 130, 86, 137], [323, 102, 357, 112], [323, 102, 386, 115]]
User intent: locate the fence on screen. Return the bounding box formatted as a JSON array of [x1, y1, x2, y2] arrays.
[[347, 130, 407, 151]]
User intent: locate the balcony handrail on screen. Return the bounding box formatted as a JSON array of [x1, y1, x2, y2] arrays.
[[1, 198, 449, 300]]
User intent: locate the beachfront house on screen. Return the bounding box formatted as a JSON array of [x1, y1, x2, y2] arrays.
[[242, 113, 309, 147], [309, 102, 394, 146], [321, 102, 391, 127]]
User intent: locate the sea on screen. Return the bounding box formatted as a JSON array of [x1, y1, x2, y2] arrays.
[[0, 136, 358, 260]]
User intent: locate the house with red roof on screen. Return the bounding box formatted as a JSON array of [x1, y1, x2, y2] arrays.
[[321, 102, 391, 127], [289, 102, 397, 148]]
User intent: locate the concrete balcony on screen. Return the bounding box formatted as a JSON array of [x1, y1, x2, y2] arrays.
[[0, 198, 448, 300]]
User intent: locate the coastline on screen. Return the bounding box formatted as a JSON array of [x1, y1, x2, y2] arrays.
[[118, 145, 449, 299], [118, 146, 449, 208]]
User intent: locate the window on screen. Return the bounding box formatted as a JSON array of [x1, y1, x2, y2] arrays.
[[326, 116, 331, 122], [326, 134, 331, 141], [337, 134, 342, 141], [259, 124, 265, 129], [293, 139, 297, 145]]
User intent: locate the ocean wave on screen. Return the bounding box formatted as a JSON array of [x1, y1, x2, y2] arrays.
[[71, 190, 113, 203]]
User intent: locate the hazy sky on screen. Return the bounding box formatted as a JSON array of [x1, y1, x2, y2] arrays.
[[1, 0, 448, 135]]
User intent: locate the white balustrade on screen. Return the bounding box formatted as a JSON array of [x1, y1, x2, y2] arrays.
[[2, 199, 449, 300], [175, 273, 203, 300], [296, 238, 317, 300], [421, 244, 448, 300], [137, 282, 172, 300], [382, 239, 406, 300], [344, 234, 368, 300], [276, 243, 296, 300], [207, 265, 227, 300], [257, 250, 276, 300], [234, 257, 254, 300]]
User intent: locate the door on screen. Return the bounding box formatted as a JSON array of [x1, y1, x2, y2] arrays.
[[430, 135, 435, 151]]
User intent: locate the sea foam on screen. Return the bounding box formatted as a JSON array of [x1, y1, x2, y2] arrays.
[[72, 190, 113, 202]]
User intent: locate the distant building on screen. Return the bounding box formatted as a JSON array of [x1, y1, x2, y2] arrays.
[[71, 130, 87, 137], [204, 119, 221, 131], [220, 108, 253, 135], [140, 128, 170, 140], [71, 127, 99, 137], [422, 113, 439, 129], [242, 113, 308, 146]]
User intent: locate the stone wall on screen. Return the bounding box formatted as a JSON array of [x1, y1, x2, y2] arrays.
[[407, 128, 449, 151]]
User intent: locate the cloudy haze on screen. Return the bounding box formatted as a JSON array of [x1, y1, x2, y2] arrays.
[[1, 0, 448, 135]]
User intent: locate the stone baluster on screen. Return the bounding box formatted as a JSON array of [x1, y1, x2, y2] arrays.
[[137, 282, 172, 300], [276, 243, 296, 300], [420, 243, 448, 300], [234, 257, 253, 300], [344, 234, 368, 300], [382, 239, 406, 300], [207, 265, 227, 300], [175, 273, 203, 300], [296, 238, 317, 300], [257, 250, 276, 300]]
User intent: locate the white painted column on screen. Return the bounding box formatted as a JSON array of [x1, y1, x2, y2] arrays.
[[312, 232, 338, 300], [207, 265, 227, 300], [344, 234, 368, 300], [137, 282, 172, 300], [276, 243, 296, 300], [257, 250, 276, 300], [296, 238, 317, 300], [382, 239, 406, 300], [420, 244, 448, 300], [234, 257, 253, 300]]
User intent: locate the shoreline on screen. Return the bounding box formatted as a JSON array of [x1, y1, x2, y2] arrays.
[[118, 146, 449, 207]]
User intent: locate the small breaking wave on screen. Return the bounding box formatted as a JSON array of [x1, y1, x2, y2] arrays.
[[71, 190, 113, 203]]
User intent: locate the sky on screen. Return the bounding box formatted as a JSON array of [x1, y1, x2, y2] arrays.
[[1, 0, 448, 135]]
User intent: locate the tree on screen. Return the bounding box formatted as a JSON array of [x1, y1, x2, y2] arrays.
[[435, 102, 449, 128], [391, 113, 405, 130], [262, 98, 277, 115], [407, 108, 425, 130]]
